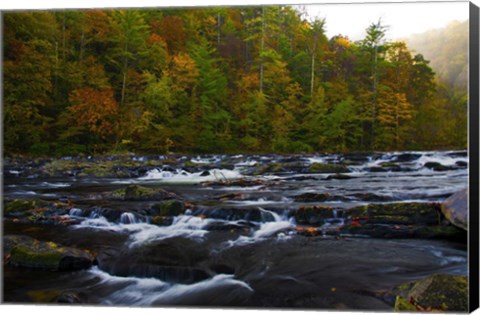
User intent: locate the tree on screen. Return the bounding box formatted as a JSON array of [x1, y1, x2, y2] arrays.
[[361, 19, 388, 148]]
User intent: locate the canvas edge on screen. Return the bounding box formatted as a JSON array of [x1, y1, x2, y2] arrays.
[[469, 1, 480, 313]]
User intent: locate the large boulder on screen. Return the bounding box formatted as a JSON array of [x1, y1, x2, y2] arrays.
[[441, 188, 468, 230], [393, 274, 468, 312], [4, 235, 94, 271]]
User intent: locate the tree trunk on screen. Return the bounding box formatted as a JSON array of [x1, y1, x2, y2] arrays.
[[259, 6, 265, 93], [120, 41, 128, 107]]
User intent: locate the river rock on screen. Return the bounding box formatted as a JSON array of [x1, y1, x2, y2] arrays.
[[441, 188, 467, 230], [150, 200, 186, 217], [96, 237, 210, 283], [110, 184, 181, 201], [423, 161, 452, 171], [345, 202, 441, 226], [294, 192, 331, 202], [4, 199, 48, 214], [4, 235, 94, 271], [393, 274, 468, 312], [325, 173, 353, 180], [308, 163, 350, 174], [293, 205, 337, 226], [192, 206, 275, 222]]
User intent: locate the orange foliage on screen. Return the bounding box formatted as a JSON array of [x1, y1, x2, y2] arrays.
[[168, 53, 198, 90], [154, 16, 186, 53], [69, 88, 118, 138]]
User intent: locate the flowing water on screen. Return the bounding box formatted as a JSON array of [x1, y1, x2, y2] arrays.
[[2, 151, 469, 309]]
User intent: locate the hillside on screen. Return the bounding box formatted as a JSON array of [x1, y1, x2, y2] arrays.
[[405, 20, 468, 90]]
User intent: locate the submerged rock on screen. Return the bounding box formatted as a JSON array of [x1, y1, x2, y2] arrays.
[[393, 274, 468, 312], [4, 235, 94, 271], [441, 188, 467, 230]]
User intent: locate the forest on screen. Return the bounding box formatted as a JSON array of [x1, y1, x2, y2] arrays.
[[3, 6, 468, 155]]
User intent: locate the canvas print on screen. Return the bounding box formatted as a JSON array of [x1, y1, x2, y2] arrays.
[[2, 0, 476, 312]]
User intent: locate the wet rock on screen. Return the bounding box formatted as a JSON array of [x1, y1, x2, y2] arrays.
[[202, 178, 267, 187], [308, 163, 350, 174], [345, 203, 441, 226], [293, 192, 331, 202], [150, 200, 187, 217], [423, 162, 452, 171], [204, 221, 252, 232], [349, 193, 395, 202], [55, 291, 87, 304], [252, 162, 286, 175], [455, 161, 468, 167], [4, 235, 93, 271], [151, 216, 174, 226], [192, 207, 274, 222], [342, 223, 464, 239], [293, 206, 337, 226], [4, 199, 47, 214], [394, 153, 422, 162], [110, 184, 181, 201], [393, 274, 468, 312], [96, 237, 210, 284], [214, 192, 245, 201], [325, 173, 353, 180], [441, 188, 467, 230]]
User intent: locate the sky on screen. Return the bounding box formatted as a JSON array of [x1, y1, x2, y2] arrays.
[[0, 0, 472, 42], [301, 1, 470, 41]]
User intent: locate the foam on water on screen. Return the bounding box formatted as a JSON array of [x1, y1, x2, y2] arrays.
[[75, 214, 210, 245], [40, 182, 71, 188], [120, 212, 138, 224], [87, 266, 252, 306], [69, 208, 83, 216], [226, 209, 294, 247], [139, 168, 243, 183], [128, 215, 210, 246]]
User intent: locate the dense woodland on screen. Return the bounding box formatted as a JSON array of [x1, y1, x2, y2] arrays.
[[3, 7, 468, 155]]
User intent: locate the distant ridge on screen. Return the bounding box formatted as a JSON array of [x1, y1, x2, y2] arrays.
[[405, 20, 468, 90]]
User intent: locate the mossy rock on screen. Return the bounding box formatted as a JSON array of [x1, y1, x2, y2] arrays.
[[394, 274, 468, 312], [394, 296, 418, 311], [345, 203, 441, 225], [380, 162, 400, 168], [5, 235, 93, 271], [151, 216, 175, 226], [253, 163, 285, 175], [151, 200, 186, 217], [294, 205, 336, 226], [4, 199, 42, 214], [111, 184, 179, 201], [309, 163, 350, 174], [325, 173, 353, 180]]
